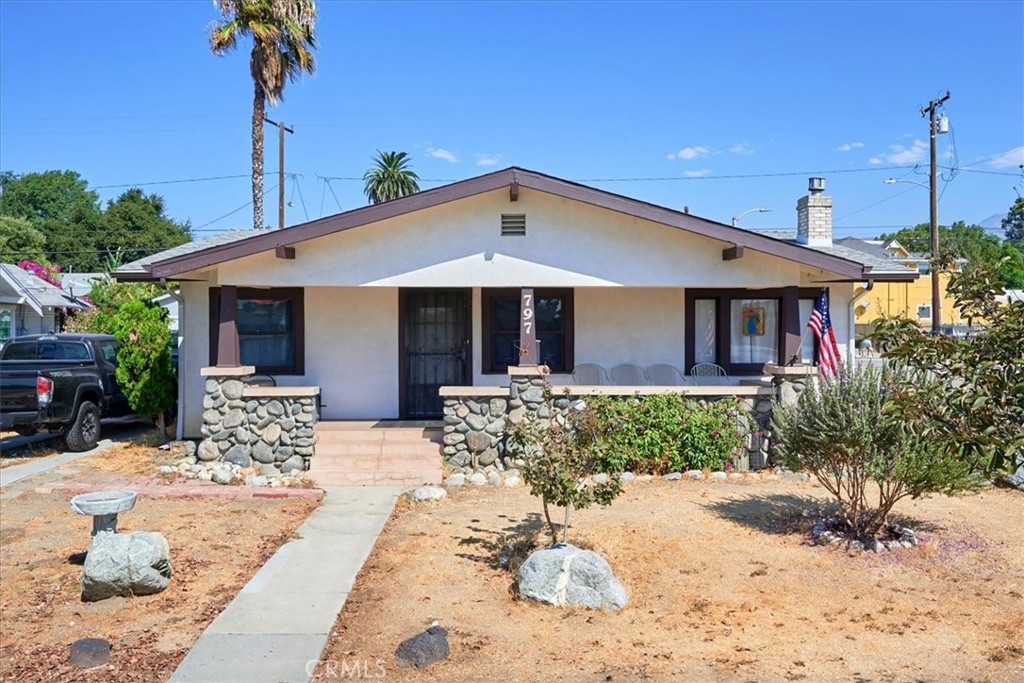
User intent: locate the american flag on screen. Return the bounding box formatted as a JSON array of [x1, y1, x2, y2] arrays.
[[807, 290, 842, 380]]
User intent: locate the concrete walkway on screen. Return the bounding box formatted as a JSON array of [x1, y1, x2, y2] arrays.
[[0, 438, 117, 488], [169, 486, 405, 683]]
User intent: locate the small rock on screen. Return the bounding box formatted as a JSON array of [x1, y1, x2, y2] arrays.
[[260, 464, 279, 477], [727, 472, 744, 480], [211, 467, 234, 485], [663, 472, 682, 481], [197, 469, 213, 481], [444, 473, 466, 487], [592, 473, 609, 484], [223, 445, 252, 468], [245, 474, 269, 487], [395, 624, 450, 669], [469, 472, 487, 486], [196, 440, 220, 462], [410, 486, 447, 502], [518, 543, 628, 611], [504, 476, 521, 487], [69, 638, 110, 669], [636, 474, 654, 482], [711, 471, 728, 480], [620, 472, 635, 482], [158, 465, 178, 475], [487, 471, 502, 486], [82, 531, 171, 601], [686, 470, 704, 480], [279, 455, 305, 474]]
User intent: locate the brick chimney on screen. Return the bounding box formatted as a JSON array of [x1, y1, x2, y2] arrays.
[[796, 177, 832, 246]]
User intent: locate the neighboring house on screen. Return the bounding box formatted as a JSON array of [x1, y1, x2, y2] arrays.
[[833, 237, 961, 337], [114, 168, 916, 439], [995, 289, 1023, 305], [0, 264, 86, 343]]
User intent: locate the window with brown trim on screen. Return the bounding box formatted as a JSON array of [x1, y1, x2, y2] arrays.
[[209, 287, 305, 374], [481, 288, 574, 373], [685, 287, 822, 375]]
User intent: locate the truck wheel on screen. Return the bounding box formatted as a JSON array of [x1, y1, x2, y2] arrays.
[[65, 401, 100, 451]]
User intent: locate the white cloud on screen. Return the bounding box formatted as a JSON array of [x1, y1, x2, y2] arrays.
[[729, 143, 755, 155], [836, 141, 865, 152], [668, 145, 710, 161], [684, 169, 713, 178], [989, 146, 1024, 169], [870, 139, 927, 164], [475, 153, 501, 167], [427, 147, 459, 163]]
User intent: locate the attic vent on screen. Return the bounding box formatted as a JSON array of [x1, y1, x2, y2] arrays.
[[501, 213, 526, 236]]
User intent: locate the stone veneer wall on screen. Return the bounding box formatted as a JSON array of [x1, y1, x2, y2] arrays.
[[441, 370, 775, 478], [197, 368, 319, 474]]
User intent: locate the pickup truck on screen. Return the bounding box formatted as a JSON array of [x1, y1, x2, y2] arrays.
[[0, 334, 131, 451]]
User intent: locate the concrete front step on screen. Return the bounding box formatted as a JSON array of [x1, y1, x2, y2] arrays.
[[309, 471, 441, 487], [309, 423, 442, 487]]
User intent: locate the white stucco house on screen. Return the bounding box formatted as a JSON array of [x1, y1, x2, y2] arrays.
[[115, 168, 916, 442]]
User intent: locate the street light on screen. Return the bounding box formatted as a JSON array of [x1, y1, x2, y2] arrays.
[[731, 207, 772, 227], [883, 178, 929, 190]]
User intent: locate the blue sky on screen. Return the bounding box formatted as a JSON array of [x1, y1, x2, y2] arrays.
[[1, 0, 1022, 244]]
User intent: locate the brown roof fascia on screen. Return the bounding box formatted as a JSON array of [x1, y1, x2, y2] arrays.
[[141, 166, 878, 281]]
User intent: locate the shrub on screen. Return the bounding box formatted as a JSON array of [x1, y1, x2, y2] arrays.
[[772, 364, 977, 540], [587, 394, 746, 473], [507, 387, 624, 545], [110, 300, 176, 440]]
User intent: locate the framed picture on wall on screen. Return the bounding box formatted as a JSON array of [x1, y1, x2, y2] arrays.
[[741, 306, 765, 337]]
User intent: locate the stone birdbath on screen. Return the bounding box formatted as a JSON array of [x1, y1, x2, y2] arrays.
[[70, 491, 138, 537]]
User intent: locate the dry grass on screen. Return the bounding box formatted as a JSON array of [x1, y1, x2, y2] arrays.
[[317, 479, 1024, 683]]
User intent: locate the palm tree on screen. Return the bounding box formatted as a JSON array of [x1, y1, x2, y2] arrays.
[[209, 0, 317, 229], [363, 151, 421, 204]]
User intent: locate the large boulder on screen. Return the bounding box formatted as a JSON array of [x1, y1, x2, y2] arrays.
[[395, 624, 449, 669], [82, 531, 172, 602], [518, 543, 627, 611]]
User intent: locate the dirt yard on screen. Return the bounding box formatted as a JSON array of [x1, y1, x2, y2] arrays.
[[0, 443, 320, 682], [318, 478, 1023, 683]]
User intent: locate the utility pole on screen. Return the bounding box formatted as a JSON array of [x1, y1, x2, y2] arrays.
[[921, 91, 950, 334], [264, 117, 294, 230]]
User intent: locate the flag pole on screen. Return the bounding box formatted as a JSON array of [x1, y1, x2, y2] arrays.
[[786, 287, 826, 366]]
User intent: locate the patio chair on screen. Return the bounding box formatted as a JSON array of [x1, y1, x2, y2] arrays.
[[644, 364, 687, 386], [248, 374, 277, 387], [610, 363, 647, 385], [571, 363, 609, 385], [690, 362, 728, 385]]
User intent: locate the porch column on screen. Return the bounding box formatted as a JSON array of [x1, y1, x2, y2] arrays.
[[518, 287, 539, 366], [216, 284, 240, 367], [783, 286, 803, 364]]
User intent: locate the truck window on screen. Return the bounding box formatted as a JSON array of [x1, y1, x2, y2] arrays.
[[38, 342, 58, 360], [1, 341, 36, 360], [59, 342, 90, 360], [97, 342, 118, 364]]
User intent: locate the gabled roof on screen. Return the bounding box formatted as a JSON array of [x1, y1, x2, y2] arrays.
[[116, 167, 916, 282], [0, 264, 86, 313]]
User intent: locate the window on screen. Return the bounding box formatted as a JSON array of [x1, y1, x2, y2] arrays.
[[686, 288, 824, 375], [917, 304, 932, 320], [482, 288, 573, 373], [1, 341, 35, 360], [0, 310, 11, 342], [209, 288, 305, 374]]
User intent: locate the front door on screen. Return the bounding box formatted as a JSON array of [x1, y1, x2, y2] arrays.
[[400, 289, 471, 419]]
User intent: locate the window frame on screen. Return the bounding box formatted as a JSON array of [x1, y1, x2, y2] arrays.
[[209, 287, 305, 375], [685, 287, 823, 375], [481, 288, 574, 374]]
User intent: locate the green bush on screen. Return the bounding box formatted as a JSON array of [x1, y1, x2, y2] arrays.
[[586, 394, 746, 473], [110, 300, 176, 440], [772, 364, 977, 540]]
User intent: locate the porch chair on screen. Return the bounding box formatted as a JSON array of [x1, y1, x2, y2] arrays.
[[610, 363, 647, 386], [690, 362, 728, 385], [248, 374, 277, 387], [571, 363, 609, 385], [644, 364, 687, 386]]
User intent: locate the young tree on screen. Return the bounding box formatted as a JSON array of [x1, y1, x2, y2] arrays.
[[1003, 196, 1024, 247], [362, 151, 421, 204], [110, 300, 176, 441], [0, 216, 47, 264], [772, 364, 976, 540], [210, 0, 318, 230]]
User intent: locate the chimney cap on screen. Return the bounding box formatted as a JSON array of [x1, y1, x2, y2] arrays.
[[808, 177, 825, 194]]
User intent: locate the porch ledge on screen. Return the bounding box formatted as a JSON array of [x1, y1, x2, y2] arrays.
[[440, 386, 509, 398], [242, 385, 321, 398], [507, 365, 550, 377], [763, 363, 818, 377], [554, 384, 775, 397], [200, 365, 256, 377]]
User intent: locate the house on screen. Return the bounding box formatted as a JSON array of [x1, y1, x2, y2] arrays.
[[0, 263, 86, 343], [832, 237, 961, 338], [115, 168, 916, 482]]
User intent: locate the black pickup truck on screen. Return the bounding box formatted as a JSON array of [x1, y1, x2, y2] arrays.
[[0, 334, 131, 451]]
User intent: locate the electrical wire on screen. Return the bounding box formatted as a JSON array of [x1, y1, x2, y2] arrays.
[[192, 184, 278, 231]]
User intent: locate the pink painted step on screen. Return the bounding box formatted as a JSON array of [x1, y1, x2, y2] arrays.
[[308, 423, 443, 487]]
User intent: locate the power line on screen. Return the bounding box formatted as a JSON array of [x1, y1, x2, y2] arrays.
[[193, 184, 278, 231], [92, 173, 273, 190]]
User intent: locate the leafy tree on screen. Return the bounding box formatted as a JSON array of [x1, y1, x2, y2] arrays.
[[63, 278, 163, 335], [99, 189, 191, 262], [1003, 196, 1024, 247], [110, 299, 176, 440], [363, 151, 421, 204], [772, 364, 976, 540], [508, 387, 624, 545], [0, 170, 99, 223], [0, 216, 47, 263], [880, 220, 1024, 288], [873, 258, 1024, 476], [210, 0, 317, 229]]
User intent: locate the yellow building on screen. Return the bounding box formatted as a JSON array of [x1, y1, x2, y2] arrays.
[[836, 238, 962, 337]]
